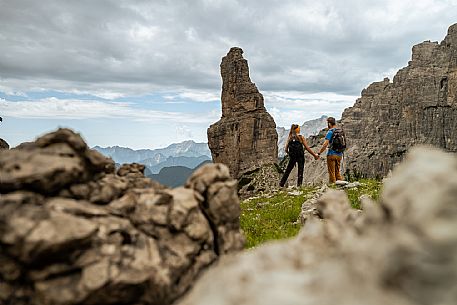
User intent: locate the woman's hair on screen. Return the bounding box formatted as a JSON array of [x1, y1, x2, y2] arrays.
[[286, 124, 301, 145]]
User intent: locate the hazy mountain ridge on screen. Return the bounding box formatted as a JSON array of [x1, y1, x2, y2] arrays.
[[94, 140, 212, 176], [94, 140, 211, 161], [147, 160, 212, 187], [145, 155, 211, 174]]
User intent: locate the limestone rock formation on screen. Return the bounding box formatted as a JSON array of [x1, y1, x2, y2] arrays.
[[0, 138, 9, 149], [208, 47, 278, 178], [342, 23, 457, 178], [0, 128, 244, 305], [177, 146, 457, 305]]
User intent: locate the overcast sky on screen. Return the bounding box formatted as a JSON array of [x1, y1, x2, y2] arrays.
[[1, 0, 456, 149]]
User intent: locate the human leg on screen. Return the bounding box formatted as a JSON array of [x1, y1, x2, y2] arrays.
[[297, 157, 304, 186], [326, 155, 337, 183], [280, 157, 297, 187], [335, 155, 343, 181]]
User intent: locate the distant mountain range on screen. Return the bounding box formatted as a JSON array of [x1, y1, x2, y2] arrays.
[[147, 160, 212, 188], [277, 115, 328, 157], [142, 155, 211, 174], [94, 140, 212, 175], [94, 140, 211, 162]]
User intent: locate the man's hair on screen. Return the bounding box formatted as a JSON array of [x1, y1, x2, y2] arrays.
[[327, 117, 336, 126]]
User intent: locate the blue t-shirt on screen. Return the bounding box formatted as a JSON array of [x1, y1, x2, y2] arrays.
[[325, 128, 343, 157]]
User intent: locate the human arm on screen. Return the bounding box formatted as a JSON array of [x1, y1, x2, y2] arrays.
[[300, 136, 319, 159], [317, 130, 333, 156], [317, 139, 329, 155]]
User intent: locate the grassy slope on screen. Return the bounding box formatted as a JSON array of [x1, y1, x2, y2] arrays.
[[336, 179, 382, 209], [240, 187, 317, 248], [240, 179, 382, 248]]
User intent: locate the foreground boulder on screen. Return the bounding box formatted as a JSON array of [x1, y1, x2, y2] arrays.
[[207, 47, 278, 178], [178, 146, 457, 305], [0, 128, 244, 305]]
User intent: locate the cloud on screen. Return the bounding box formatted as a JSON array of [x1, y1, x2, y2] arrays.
[[264, 90, 358, 127], [176, 125, 194, 140], [0, 0, 456, 97], [1, 0, 457, 148], [0, 97, 218, 124], [164, 90, 220, 103]]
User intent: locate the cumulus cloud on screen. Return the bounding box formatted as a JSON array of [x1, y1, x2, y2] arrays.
[[1, 0, 456, 96], [0, 97, 218, 124]]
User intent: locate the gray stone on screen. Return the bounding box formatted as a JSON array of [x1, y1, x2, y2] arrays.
[[207, 47, 278, 178]]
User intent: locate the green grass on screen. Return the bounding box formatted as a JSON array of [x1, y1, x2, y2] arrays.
[[239, 179, 383, 249], [240, 187, 317, 248], [333, 179, 382, 209]]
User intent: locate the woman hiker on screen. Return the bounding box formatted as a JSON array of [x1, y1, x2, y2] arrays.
[[279, 124, 319, 187]]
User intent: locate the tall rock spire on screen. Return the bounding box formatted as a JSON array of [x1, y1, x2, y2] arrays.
[[208, 47, 278, 178]]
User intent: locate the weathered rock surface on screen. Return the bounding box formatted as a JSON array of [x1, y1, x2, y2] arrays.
[[0, 128, 244, 305], [237, 164, 282, 199], [178, 146, 457, 305], [342, 23, 457, 178], [208, 47, 278, 178], [0, 138, 8, 149]]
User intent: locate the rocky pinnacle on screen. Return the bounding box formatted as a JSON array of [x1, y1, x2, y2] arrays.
[[208, 47, 278, 178]]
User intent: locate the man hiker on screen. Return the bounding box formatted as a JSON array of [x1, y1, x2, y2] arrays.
[[279, 124, 319, 187], [316, 117, 346, 184]]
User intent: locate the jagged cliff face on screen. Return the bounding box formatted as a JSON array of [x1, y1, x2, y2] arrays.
[[208, 47, 278, 178], [342, 23, 457, 178]]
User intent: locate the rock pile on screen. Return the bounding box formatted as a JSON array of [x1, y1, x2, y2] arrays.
[[178, 146, 457, 305], [237, 164, 282, 199], [342, 23, 457, 178], [207, 47, 278, 178], [0, 128, 244, 305]]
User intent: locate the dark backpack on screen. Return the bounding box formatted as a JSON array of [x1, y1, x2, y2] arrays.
[[288, 137, 304, 158], [329, 128, 347, 153]]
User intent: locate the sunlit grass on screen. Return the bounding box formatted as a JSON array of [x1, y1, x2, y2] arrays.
[[240, 187, 316, 248], [332, 179, 382, 209], [240, 179, 382, 249]]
